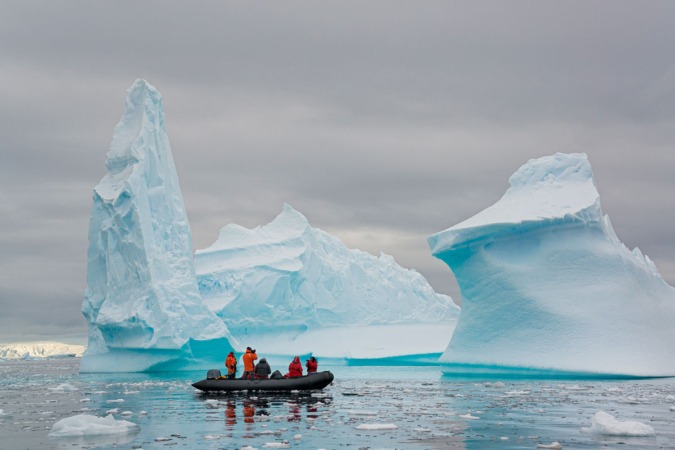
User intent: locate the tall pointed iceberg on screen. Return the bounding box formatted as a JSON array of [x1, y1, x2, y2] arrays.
[[428, 153, 675, 377], [81, 80, 237, 373], [196, 204, 460, 364]]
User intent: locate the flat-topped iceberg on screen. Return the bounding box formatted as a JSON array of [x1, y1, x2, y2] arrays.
[[81, 80, 236, 373], [196, 204, 460, 364], [428, 153, 675, 377]]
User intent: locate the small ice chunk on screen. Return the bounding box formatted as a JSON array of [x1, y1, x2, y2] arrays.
[[106, 399, 124, 403], [537, 443, 563, 449], [120, 411, 133, 416], [581, 411, 655, 436], [670, 406, 675, 412], [459, 413, 480, 420], [79, 398, 91, 403], [414, 428, 431, 433], [48, 414, 139, 437], [139, 411, 148, 415], [154, 437, 171, 442], [293, 434, 302, 440], [203, 434, 220, 440], [106, 408, 120, 414], [355, 423, 398, 430]]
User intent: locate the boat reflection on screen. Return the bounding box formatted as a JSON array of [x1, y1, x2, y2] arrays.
[[198, 392, 332, 427]]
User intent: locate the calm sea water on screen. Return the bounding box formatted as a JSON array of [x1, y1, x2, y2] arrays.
[[1, 358, 674, 449]]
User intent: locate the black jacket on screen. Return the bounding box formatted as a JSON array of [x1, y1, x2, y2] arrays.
[[254, 358, 271, 377]]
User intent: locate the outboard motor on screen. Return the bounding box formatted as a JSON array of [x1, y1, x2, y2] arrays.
[[206, 369, 222, 380]]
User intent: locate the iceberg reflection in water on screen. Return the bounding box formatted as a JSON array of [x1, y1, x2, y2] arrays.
[[1, 359, 674, 449]]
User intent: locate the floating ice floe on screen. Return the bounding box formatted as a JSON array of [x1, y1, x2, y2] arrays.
[[204, 399, 220, 408], [347, 409, 379, 416], [355, 423, 398, 430], [581, 411, 655, 436], [48, 383, 79, 393], [504, 390, 530, 396], [537, 443, 563, 449], [203, 434, 221, 440], [48, 414, 139, 437], [459, 413, 480, 420], [262, 442, 290, 448]]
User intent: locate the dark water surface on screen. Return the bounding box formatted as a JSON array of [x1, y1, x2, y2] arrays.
[[1, 359, 674, 449]]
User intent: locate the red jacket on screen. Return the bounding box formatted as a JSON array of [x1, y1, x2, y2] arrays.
[[288, 356, 303, 378], [306, 358, 318, 373]]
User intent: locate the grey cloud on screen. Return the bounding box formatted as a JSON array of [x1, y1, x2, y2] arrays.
[[1, 1, 675, 342]]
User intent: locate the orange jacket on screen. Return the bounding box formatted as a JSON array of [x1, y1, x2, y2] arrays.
[[242, 349, 258, 372], [225, 354, 237, 375]]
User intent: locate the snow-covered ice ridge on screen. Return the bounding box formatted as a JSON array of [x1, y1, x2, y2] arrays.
[[0, 342, 85, 359], [428, 153, 675, 377], [196, 204, 459, 363], [80, 80, 236, 373]]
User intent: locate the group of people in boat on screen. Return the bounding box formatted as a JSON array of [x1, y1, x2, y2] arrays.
[[224, 347, 318, 380]]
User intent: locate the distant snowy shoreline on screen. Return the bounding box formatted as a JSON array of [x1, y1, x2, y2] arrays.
[[0, 342, 85, 360]]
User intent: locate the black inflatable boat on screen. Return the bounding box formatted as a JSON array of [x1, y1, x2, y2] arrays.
[[192, 370, 334, 392]]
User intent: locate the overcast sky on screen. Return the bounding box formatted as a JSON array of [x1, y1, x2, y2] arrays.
[[1, 1, 674, 344]]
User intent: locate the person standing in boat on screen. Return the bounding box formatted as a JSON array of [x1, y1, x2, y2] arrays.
[[225, 351, 237, 379], [241, 347, 257, 379], [306, 356, 318, 374], [285, 356, 303, 378], [254, 358, 271, 379]]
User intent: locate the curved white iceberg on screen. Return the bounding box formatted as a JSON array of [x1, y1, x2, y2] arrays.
[[428, 153, 675, 377], [196, 204, 459, 363], [81, 80, 237, 373]]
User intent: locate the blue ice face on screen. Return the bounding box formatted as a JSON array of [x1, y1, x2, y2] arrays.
[[429, 153, 675, 377], [81, 80, 234, 373]]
